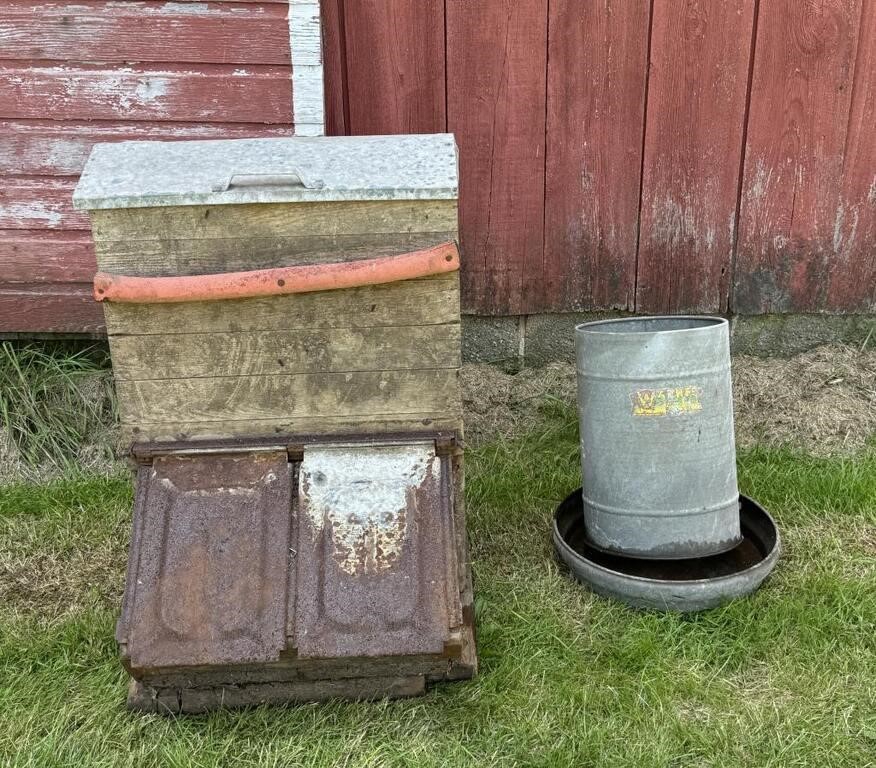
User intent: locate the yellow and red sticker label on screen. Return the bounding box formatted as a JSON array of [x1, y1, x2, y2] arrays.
[[630, 386, 703, 417]]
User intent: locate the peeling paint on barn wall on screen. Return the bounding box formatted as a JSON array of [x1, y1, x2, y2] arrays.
[[0, 0, 305, 334], [290, 0, 325, 136]]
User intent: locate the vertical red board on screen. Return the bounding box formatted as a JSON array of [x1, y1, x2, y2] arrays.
[[543, 0, 649, 312], [735, 0, 862, 313], [447, 0, 548, 315], [319, 0, 349, 136], [636, 0, 756, 313], [828, 0, 876, 311], [342, 0, 446, 134]]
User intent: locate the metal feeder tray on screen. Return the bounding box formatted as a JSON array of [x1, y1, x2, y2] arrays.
[[553, 489, 780, 612]]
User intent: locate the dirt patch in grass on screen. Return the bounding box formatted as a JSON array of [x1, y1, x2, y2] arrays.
[[733, 345, 876, 454], [0, 479, 131, 619], [462, 344, 876, 455], [462, 361, 577, 442], [0, 534, 126, 618]]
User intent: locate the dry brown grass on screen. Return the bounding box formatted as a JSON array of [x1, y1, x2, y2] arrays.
[[732, 345, 876, 454], [462, 344, 876, 455]]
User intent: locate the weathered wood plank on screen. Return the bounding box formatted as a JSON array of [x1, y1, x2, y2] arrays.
[[115, 369, 462, 425], [827, 0, 876, 311], [0, 63, 293, 124], [93, 231, 457, 277], [0, 283, 103, 333], [290, 1, 324, 134], [0, 229, 95, 282], [0, 1, 291, 65], [121, 413, 463, 445], [109, 324, 461, 380], [543, 0, 649, 312], [103, 273, 460, 335], [735, 0, 861, 313], [89, 200, 458, 243], [0, 120, 293, 176], [343, 0, 446, 134], [0, 176, 89, 230], [319, 0, 349, 136], [636, 0, 756, 313], [446, 0, 547, 314]]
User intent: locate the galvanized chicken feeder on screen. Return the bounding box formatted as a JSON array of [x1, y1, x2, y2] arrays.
[[74, 134, 476, 713], [576, 316, 741, 560], [555, 316, 780, 611]]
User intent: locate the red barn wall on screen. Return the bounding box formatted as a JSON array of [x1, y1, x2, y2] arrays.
[[0, 0, 298, 333], [327, 0, 876, 316], [1, 0, 875, 334]]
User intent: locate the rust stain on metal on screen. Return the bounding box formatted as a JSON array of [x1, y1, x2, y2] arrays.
[[119, 451, 292, 672], [118, 436, 472, 682]]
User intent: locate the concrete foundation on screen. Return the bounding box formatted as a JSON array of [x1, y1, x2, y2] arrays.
[[461, 313, 876, 367]]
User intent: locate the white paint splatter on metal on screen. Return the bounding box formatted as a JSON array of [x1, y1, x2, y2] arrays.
[[300, 442, 439, 576]]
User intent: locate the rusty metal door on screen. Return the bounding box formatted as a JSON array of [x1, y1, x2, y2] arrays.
[[118, 437, 468, 679]]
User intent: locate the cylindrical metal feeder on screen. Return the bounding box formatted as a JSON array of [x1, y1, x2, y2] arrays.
[[575, 316, 741, 559]]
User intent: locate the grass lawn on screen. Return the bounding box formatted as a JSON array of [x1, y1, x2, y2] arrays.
[[1, 406, 875, 767]]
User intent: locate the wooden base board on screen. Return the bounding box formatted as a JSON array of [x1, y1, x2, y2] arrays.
[[127, 675, 429, 715], [126, 624, 477, 715]]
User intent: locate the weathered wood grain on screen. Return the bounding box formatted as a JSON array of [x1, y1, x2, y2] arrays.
[[109, 324, 461, 380], [0, 177, 89, 230], [0, 0, 305, 336], [121, 413, 464, 446], [89, 200, 458, 243], [343, 0, 446, 134], [319, 0, 349, 136], [93, 232, 457, 277], [0, 230, 95, 282], [0, 284, 103, 333], [103, 273, 460, 335], [0, 120, 293, 176], [827, 0, 876, 311], [290, 1, 325, 135], [446, 0, 547, 314], [543, 0, 649, 312], [115, 369, 462, 426], [0, 1, 291, 64], [735, 0, 862, 313], [0, 63, 293, 123], [636, 0, 756, 313]]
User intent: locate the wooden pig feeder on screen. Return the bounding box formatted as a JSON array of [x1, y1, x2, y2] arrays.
[[73, 134, 476, 714]]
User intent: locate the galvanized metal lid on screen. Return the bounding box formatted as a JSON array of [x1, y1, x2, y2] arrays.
[[73, 134, 459, 211]]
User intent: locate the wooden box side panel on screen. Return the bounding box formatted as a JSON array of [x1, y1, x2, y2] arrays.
[[94, 199, 461, 444]]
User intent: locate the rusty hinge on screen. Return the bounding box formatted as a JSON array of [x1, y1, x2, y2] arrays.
[[434, 434, 461, 456]]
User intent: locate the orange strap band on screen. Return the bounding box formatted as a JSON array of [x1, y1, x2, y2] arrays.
[[93, 241, 460, 304]]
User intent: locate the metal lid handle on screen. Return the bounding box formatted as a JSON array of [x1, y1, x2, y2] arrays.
[[212, 171, 325, 193]]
